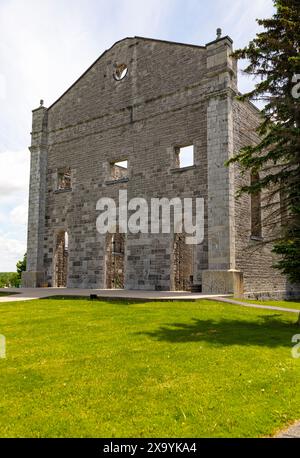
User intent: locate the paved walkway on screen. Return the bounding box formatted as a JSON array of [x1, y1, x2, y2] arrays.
[[0, 288, 299, 315], [210, 296, 300, 314], [275, 421, 300, 438], [0, 287, 229, 303]]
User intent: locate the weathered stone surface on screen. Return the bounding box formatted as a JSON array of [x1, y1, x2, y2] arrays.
[[202, 270, 243, 296], [22, 35, 299, 297], [21, 271, 45, 288]]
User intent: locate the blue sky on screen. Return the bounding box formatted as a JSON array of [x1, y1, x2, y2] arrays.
[[0, 0, 274, 271]]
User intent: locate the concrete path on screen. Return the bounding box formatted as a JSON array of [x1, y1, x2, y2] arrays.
[[0, 288, 299, 315], [275, 421, 300, 438], [0, 287, 229, 303], [210, 296, 300, 314]]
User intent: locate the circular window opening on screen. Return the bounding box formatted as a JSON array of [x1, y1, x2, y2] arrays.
[[114, 63, 128, 81]]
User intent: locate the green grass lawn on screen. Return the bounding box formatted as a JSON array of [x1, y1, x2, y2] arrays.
[[233, 298, 300, 311], [0, 297, 299, 438], [0, 292, 16, 297]]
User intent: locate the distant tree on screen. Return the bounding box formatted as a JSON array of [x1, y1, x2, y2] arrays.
[[16, 253, 27, 278], [13, 253, 27, 287], [0, 273, 14, 288], [9, 273, 21, 288], [0, 255, 27, 288], [0, 272, 20, 288], [227, 0, 300, 284]]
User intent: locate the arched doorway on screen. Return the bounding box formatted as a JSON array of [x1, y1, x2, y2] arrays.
[[106, 231, 125, 289], [173, 233, 193, 291], [54, 231, 68, 287]]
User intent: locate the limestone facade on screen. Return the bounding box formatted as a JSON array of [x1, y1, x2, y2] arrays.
[[22, 35, 296, 297]]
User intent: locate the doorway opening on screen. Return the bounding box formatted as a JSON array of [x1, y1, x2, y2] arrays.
[[54, 231, 68, 287], [173, 233, 193, 291], [106, 231, 125, 289]]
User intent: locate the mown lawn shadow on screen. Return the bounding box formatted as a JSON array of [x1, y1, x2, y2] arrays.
[[138, 315, 298, 348]]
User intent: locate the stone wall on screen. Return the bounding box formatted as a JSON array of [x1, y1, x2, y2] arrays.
[[22, 104, 48, 287], [41, 36, 213, 289], [23, 34, 296, 295], [232, 99, 288, 294]]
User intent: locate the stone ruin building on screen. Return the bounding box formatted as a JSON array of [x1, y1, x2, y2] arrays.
[[22, 32, 295, 298]]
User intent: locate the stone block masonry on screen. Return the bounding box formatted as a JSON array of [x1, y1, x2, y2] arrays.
[[22, 34, 297, 298]]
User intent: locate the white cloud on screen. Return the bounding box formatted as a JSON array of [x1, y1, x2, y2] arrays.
[[0, 150, 29, 271], [0, 212, 6, 224], [9, 204, 28, 226], [0, 74, 6, 100], [0, 150, 29, 200], [221, 0, 274, 43], [0, 234, 26, 272]]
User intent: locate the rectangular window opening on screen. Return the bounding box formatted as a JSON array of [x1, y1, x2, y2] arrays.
[[176, 145, 194, 168], [111, 160, 128, 180], [250, 173, 262, 238], [58, 168, 71, 190]]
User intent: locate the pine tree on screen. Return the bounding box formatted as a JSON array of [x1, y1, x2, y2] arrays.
[[227, 0, 300, 283]]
